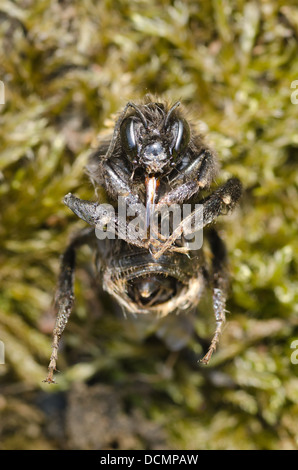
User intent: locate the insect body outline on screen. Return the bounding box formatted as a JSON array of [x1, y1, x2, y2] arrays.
[[44, 97, 242, 384]]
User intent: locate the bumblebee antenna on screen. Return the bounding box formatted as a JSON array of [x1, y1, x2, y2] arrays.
[[164, 101, 181, 128], [127, 102, 148, 128]]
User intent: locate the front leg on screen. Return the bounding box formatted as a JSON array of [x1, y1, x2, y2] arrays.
[[148, 149, 216, 254], [153, 178, 242, 260], [158, 149, 217, 206], [100, 158, 143, 208]]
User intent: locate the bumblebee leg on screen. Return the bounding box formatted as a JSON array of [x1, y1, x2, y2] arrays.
[[43, 228, 94, 384], [202, 178, 242, 227], [63, 193, 151, 250], [200, 229, 229, 364], [100, 160, 143, 207], [157, 150, 217, 206], [152, 178, 242, 259], [63, 193, 116, 227]]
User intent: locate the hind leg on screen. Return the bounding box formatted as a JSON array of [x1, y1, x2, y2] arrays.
[[43, 227, 94, 384], [200, 228, 229, 364]]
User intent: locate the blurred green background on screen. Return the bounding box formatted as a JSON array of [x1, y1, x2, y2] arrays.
[[0, 0, 297, 450]]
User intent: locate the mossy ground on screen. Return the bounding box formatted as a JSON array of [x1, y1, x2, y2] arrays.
[[0, 0, 297, 450]]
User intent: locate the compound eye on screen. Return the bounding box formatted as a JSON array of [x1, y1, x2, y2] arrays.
[[172, 118, 190, 159], [120, 118, 138, 160]]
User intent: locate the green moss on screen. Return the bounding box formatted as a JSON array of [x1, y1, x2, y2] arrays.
[[0, 0, 297, 450]]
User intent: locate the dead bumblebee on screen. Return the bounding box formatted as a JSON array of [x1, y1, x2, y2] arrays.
[[44, 97, 242, 384]]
